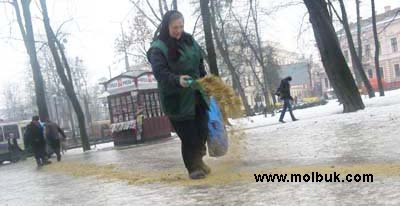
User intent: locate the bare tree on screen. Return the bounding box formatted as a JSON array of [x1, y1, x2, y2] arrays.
[[209, 0, 253, 116], [335, 0, 375, 98], [355, 0, 362, 62], [39, 0, 90, 151], [371, 0, 384, 96], [2, 83, 26, 121], [115, 13, 153, 65], [231, 0, 273, 113], [304, 0, 364, 113], [5, 0, 50, 121], [172, 0, 177, 10], [200, 0, 219, 76]]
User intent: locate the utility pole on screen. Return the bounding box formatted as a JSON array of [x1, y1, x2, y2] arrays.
[[120, 23, 130, 72]]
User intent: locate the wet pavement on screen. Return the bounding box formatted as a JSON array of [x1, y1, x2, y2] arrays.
[[1, 92, 400, 205]]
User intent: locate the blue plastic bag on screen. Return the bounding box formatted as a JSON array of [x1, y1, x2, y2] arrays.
[[207, 96, 228, 157]]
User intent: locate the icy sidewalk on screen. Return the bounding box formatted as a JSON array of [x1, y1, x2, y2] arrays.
[[234, 89, 400, 130], [1, 89, 400, 206]]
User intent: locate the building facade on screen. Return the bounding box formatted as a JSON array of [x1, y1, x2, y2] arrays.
[[337, 6, 400, 90]]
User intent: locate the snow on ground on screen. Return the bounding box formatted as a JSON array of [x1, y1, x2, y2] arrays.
[[69, 89, 400, 154], [1, 89, 400, 205], [233, 89, 400, 130]]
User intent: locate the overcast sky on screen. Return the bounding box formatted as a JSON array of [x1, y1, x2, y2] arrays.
[[0, 0, 399, 108]]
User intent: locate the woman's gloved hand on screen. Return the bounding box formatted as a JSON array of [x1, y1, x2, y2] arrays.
[[179, 75, 193, 88]]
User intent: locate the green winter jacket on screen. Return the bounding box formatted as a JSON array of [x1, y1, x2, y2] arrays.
[[147, 36, 209, 121]]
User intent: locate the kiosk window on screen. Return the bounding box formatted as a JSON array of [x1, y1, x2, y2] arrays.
[[110, 93, 137, 123]]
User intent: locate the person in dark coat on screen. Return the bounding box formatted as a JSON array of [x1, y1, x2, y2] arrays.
[[45, 119, 66, 162], [147, 10, 210, 179], [7, 136, 13, 162], [276, 76, 299, 123], [7, 133, 23, 163], [24, 116, 51, 167]]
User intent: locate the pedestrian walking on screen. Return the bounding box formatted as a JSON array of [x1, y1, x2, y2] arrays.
[[276, 76, 299, 123]]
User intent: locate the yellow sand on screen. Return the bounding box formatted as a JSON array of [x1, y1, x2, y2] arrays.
[[45, 161, 400, 186], [198, 75, 243, 123], [46, 76, 400, 186]]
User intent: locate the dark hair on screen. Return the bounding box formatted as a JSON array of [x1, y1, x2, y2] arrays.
[[286, 76, 292, 81], [32, 115, 39, 121], [157, 10, 193, 61], [159, 10, 184, 41]]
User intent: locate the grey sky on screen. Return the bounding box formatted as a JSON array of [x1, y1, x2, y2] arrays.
[[0, 0, 399, 108]]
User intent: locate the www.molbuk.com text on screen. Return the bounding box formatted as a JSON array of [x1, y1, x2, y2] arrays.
[[254, 172, 373, 183]]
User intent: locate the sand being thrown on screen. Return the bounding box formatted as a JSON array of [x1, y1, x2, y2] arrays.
[[45, 126, 250, 186], [47, 75, 251, 185], [44, 76, 400, 185]]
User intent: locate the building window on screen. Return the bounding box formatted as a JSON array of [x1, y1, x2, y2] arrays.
[[343, 50, 349, 61], [368, 69, 373, 78], [3, 125, 19, 139], [395, 64, 400, 77], [391, 37, 398, 52], [365, 44, 371, 58]]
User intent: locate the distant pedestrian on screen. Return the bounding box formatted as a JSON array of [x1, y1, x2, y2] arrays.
[[24, 116, 51, 167], [45, 119, 66, 161], [135, 108, 144, 142], [7, 133, 23, 163], [276, 76, 299, 123]]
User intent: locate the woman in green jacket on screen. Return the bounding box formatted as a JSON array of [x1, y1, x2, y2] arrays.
[[147, 11, 210, 179]]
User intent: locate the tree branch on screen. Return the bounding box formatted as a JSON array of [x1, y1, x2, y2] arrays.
[[0, 0, 13, 5], [54, 18, 74, 37], [192, 14, 201, 36], [12, 0, 27, 39], [146, 0, 162, 22], [379, 10, 400, 34], [296, 12, 309, 45], [327, 0, 343, 24], [158, 0, 164, 16], [162, 0, 168, 11], [230, 9, 262, 65], [129, 0, 159, 28]]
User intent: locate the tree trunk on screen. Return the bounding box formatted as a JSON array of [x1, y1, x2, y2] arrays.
[[15, 0, 49, 121], [247, 57, 271, 112], [162, 0, 168, 12], [209, 0, 253, 116], [356, 0, 362, 62], [250, 0, 272, 113], [304, 0, 364, 113], [338, 0, 375, 98], [230, 1, 272, 113], [200, 0, 219, 76], [39, 0, 91, 151], [67, 99, 77, 142], [172, 0, 177, 10], [371, 0, 385, 96]]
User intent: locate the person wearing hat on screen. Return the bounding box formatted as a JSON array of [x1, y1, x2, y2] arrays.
[[147, 10, 210, 179]]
